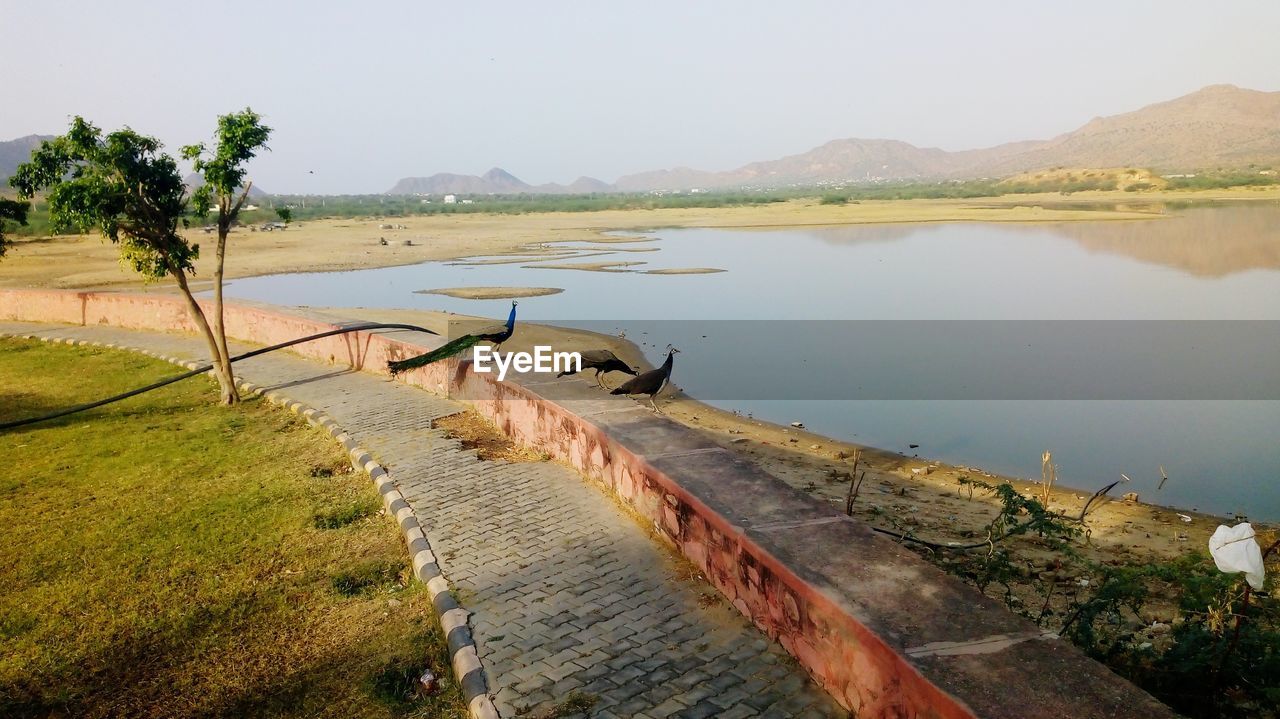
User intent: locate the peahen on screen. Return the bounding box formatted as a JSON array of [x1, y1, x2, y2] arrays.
[[387, 301, 517, 375], [610, 346, 679, 412], [557, 349, 637, 388]]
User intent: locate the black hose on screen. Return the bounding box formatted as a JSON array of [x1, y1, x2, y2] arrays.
[[1, 323, 437, 431], [870, 525, 1011, 551]]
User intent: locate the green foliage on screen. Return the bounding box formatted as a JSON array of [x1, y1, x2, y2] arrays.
[[819, 193, 850, 205], [182, 108, 272, 223], [1165, 172, 1280, 190], [937, 481, 1279, 717], [998, 177, 1119, 194], [275, 206, 292, 224], [0, 197, 29, 256], [9, 117, 195, 280], [260, 190, 789, 222], [950, 480, 1081, 604], [1059, 562, 1154, 652], [1059, 552, 1280, 718]]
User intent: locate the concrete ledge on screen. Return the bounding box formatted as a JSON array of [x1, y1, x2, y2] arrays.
[[0, 289, 1177, 718]]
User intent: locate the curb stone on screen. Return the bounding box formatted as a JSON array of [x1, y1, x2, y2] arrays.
[[3, 331, 501, 719]]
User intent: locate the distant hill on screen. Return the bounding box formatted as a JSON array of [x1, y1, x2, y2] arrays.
[[615, 85, 1280, 190], [387, 84, 1280, 194], [0, 135, 55, 185], [182, 172, 268, 198], [971, 84, 1280, 178], [614, 138, 965, 191], [388, 167, 530, 195], [386, 167, 612, 195], [547, 176, 614, 194]]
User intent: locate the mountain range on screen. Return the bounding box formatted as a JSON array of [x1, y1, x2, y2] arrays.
[[5, 85, 1278, 196], [388, 84, 1280, 195], [0, 135, 55, 185], [386, 167, 612, 196]]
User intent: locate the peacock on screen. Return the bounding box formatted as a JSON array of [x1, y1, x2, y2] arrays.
[[387, 301, 517, 375], [557, 349, 637, 388], [611, 345, 679, 412]]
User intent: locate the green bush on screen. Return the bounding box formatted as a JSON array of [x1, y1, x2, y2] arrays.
[[1062, 552, 1279, 718], [936, 481, 1278, 718]]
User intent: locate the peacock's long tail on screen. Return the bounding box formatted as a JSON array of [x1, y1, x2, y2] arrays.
[[387, 334, 482, 375]]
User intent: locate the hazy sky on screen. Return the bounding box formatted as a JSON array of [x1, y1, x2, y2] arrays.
[[3, 1, 1278, 193]]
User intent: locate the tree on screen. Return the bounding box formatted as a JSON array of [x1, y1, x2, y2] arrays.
[[0, 197, 30, 257], [9, 117, 240, 403], [275, 206, 292, 225], [181, 109, 272, 405]]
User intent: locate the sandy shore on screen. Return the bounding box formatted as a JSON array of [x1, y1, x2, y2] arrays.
[[524, 260, 648, 272], [416, 286, 564, 300], [6, 187, 1277, 289], [644, 267, 726, 275]]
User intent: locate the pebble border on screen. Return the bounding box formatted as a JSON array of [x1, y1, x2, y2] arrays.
[[3, 332, 500, 719]]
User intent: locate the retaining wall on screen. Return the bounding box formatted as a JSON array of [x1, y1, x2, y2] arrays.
[[0, 289, 1176, 719]]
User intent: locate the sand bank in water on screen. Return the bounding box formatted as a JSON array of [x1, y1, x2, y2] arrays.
[[523, 261, 647, 273], [415, 286, 564, 299], [645, 267, 726, 275]]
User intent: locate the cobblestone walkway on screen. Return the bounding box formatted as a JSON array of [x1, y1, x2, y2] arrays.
[[1, 322, 846, 719]]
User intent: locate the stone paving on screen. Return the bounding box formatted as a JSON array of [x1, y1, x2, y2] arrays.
[[1, 321, 847, 719]]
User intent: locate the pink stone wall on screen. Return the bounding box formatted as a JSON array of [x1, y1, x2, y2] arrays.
[[0, 288, 977, 717], [0, 289, 89, 325]]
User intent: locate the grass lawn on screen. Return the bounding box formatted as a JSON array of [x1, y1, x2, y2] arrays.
[[0, 338, 467, 718]]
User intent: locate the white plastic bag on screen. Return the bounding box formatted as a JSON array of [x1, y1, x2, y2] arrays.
[[1209, 523, 1266, 591]]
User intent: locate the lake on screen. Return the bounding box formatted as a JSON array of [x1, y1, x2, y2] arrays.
[[223, 203, 1280, 519]]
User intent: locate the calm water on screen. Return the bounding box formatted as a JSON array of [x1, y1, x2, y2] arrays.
[[224, 204, 1280, 519]]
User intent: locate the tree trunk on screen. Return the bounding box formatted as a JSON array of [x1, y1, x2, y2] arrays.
[[211, 219, 237, 405], [172, 266, 238, 404]]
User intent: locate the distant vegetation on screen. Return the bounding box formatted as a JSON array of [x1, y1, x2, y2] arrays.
[[5, 166, 1278, 237], [254, 191, 790, 222], [4, 198, 50, 237], [1164, 168, 1279, 190]]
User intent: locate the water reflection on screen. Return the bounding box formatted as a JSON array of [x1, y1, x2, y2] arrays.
[[223, 204, 1280, 517], [802, 203, 1280, 277]]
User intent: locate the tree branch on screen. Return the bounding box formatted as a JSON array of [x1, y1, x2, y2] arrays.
[[230, 180, 254, 218]]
